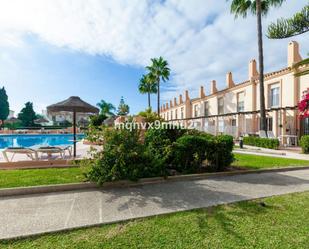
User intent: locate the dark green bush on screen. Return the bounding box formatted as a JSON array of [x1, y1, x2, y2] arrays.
[[300, 135, 309, 154], [170, 134, 234, 173], [206, 135, 234, 171], [243, 136, 279, 149], [171, 135, 209, 173], [86, 127, 165, 184], [144, 125, 186, 161], [89, 114, 107, 127], [85, 125, 235, 184]]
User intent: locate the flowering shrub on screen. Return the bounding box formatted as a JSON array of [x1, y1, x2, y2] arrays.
[[298, 88, 309, 119]]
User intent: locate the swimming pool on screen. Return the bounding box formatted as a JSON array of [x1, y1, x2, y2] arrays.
[[0, 134, 85, 149]]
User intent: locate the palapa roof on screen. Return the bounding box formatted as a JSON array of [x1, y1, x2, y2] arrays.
[[47, 96, 99, 114], [34, 117, 49, 123], [4, 117, 20, 123]]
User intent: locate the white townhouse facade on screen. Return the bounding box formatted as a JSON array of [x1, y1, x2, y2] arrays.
[[160, 41, 309, 140]]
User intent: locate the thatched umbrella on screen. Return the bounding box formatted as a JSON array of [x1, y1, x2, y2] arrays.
[[4, 117, 21, 124], [34, 117, 49, 125], [47, 96, 99, 157]]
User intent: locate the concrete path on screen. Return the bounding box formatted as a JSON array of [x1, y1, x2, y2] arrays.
[[1, 169, 309, 240]]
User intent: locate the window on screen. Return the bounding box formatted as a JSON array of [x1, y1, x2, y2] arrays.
[[270, 86, 280, 107], [171, 110, 173, 120], [194, 105, 199, 117], [218, 97, 224, 114], [231, 119, 237, 126], [218, 120, 224, 132], [267, 117, 273, 131], [181, 107, 184, 119], [204, 101, 209, 117], [175, 109, 178, 119], [237, 92, 245, 112]]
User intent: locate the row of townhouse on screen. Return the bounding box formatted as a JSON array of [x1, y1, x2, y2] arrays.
[[160, 41, 309, 140]]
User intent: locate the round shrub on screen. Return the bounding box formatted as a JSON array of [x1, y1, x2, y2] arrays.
[[300, 135, 309, 154], [144, 125, 186, 161], [171, 135, 209, 173], [206, 135, 234, 171]]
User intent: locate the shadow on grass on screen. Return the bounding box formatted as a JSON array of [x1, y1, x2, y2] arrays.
[[195, 199, 276, 242]]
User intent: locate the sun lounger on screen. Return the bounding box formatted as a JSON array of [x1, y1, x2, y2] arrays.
[[58, 145, 73, 157], [2, 147, 38, 162], [267, 131, 276, 138], [36, 145, 73, 159]]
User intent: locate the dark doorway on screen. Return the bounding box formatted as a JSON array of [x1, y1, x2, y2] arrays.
[[301, 118, 309, 136]]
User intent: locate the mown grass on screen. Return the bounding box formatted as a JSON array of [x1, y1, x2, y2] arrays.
[[1, 191, 309, 249], [0, 167, 85, 188], [0, 154, 308, 189], [233, 153, 309, 169]]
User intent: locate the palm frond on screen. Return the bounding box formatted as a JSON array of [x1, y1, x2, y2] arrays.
[[229, 0, 285, 18], [267, 4, 309, 39]]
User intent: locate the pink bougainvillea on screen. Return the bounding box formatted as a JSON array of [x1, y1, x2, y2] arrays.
[[298, 87, 309, 119]]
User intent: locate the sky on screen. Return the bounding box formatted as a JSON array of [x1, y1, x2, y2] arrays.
[[0, 0, 308, 115]]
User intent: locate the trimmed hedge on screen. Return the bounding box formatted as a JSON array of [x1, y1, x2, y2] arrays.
[[300, 135, 309, 154], [170, 134, 234, 173], [243, 136, 279, 149], [171, 135, 209, 173]]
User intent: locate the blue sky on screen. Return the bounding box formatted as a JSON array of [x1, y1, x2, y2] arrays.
[[0, 35, 152, 114], [0, 0, 308, 115]]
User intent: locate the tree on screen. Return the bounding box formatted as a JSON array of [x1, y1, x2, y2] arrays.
[[229, 0, 285, 133], [17, 102, 37, 127], [117, 96, 130, 116], [138, 107, 163, 123], [89, 114, 107, 127], [0, 87, 9, 127], [138, 74, 157, 109], [146, 57, 170, 115], [96, 100, 116, 117], [267, 5, 309, 39]]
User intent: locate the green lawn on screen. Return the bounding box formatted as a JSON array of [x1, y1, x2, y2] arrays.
[[0, 167, 85, 188], [0, 154, 308, 189], [233, 153, 309, 169], [1, 191, 309, 249]]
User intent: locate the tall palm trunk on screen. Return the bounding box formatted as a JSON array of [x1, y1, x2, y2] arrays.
[[256, 0, 267, 133], [157, 79, 160, 115], [147, 92, 151, 109]]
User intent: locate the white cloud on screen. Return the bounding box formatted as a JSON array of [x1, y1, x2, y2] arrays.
[[0, 0, 308, 104]]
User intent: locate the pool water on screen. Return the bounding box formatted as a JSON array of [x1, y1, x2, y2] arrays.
[[0, 134, 84, 149]]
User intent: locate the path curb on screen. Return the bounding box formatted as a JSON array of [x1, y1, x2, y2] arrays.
[[1, 166, 309, 197]]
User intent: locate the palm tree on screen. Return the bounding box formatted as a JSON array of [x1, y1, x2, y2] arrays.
[[96, 100, 115, 117], [146, 57, 170, 115], [229, 0, 285, 133], [138, 74, 157, 109]]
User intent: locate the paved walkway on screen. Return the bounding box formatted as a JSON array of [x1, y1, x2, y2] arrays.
[[1, 169, 309, 240]]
